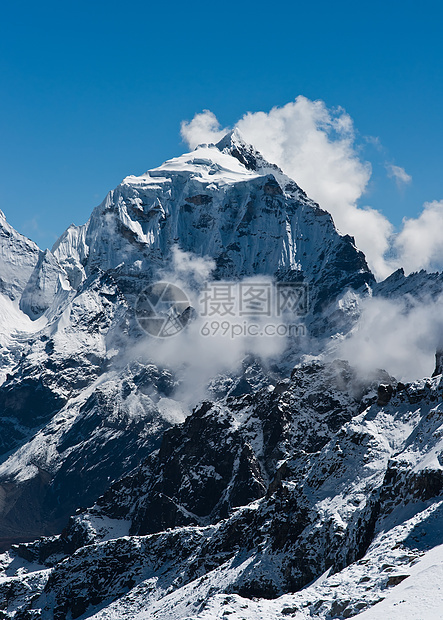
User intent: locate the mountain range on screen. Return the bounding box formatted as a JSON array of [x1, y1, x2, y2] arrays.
[[0, 131, 442, 619]]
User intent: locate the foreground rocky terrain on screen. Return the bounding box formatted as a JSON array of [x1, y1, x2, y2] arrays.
[[1, 359, 443, 618]]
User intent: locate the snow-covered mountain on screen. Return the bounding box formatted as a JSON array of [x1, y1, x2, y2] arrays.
[[26, 129, 374, 327], [53, 130, 369, 281], [0, 131, 376, 547], [1, 131, 443, 618]]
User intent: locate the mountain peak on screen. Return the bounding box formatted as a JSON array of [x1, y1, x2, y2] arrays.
[[214, 127, 247, 151], [46, 129, 374, 307], [215, 128, 281, 173]]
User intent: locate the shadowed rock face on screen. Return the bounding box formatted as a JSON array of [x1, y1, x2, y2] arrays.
[[0, 377, 67, 454], [377, 383, 393, 406], [0, 360, 176, 550], [433, 349, 443, 376]]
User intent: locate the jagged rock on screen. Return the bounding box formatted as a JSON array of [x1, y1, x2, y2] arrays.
[[3, 362, 443, 619], [433, 349, 443, 376], [377, 383, 393, 406]]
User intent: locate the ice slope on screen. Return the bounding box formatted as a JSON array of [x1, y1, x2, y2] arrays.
[[0, 209, 40, 302]]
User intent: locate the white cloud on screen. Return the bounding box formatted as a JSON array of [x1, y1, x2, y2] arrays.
[[394, 200, 443, 274], [169, 245, 215, 285], [180, 110, 228, 150], [339, 205, 394, 281], [337, 294, 443, 382], [236, 98, 370, 217], [386, 164, 412, 187], [129, 249, 291, 407], [181, 97, 396, 280]]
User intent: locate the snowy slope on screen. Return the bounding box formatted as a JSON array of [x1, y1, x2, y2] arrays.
[[354, 543, 443, 620], [0, 209, 40, 302]]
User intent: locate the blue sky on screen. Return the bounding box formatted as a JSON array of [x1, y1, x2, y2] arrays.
[[1, 0, 442, 260]]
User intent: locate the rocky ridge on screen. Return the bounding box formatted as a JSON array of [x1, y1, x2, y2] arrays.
[[1, 361, 443, 618]]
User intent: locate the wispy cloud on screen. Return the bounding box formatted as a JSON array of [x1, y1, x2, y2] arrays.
[[364, 135, 383, 151], [337, 293, 443, 381], [181, 110, 228, 149], [129, 247, 288, 407], [386, 163, 412, 188], [394, 200, 443, 273]]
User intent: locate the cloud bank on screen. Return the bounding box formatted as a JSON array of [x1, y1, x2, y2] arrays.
[[133, 248, 299, 407], [181, 98, 439, 281], [394, 200, 443, 274], [337, 294, 443, 382]]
